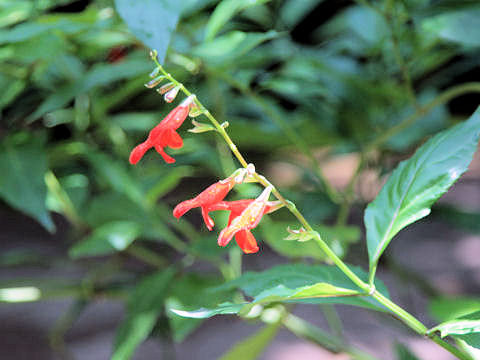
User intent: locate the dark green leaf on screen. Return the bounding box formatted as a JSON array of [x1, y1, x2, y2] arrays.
[[422, 7, 480, 47], [365, 108, 480, 277], [112, 269, 175, 360], [173, 264, 390, 318], [395, 343, 420, 360], [114, 0, 182, 63], [0, 140, 54, 232]]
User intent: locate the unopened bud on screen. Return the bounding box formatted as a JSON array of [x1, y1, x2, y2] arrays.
[[180, 95, 196, 108], [220, 121, 229, 128], [144, 75, 165, 88], [149, 67, 161, 78], [150, 49, 158, 61], [284, 226, 315, 242], [189, 103, 204, 117], [164, 86, 180, 103], [246, 163, 255, 176], [157, 82, 175, 95]]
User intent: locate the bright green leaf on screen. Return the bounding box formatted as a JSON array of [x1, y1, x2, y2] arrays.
[[0, 140, 54, 232], [430, 297, 480, 322], [114, 0, 182, 63], [192, 30, 280, 64], [428, 311, 480, 349], [69, 221, 142, 258], [365, 108, 480, 278], [204, 0, 271, 41], [112, 269, 175, 360]]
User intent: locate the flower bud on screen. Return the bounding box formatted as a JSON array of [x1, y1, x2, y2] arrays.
[[164, 86, 180, 103], [188, 120, 216, 133], [149, 67, 161, 78], [157, 82, 175, 95], [144, 75, 165, 88]]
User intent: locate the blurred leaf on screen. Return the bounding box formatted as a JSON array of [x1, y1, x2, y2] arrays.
[[174, 264, 390, 318], [430, 297, 480, 322], [280, 0, 324, 28], [28, 57, 151, 121], [422, 7, 480, 47], [433, 205, 480, 234], [114, 0, 182, 63], [219, 322, 281, 360], [365, 108, 480, 277], [204, 0, 271, 41], [0, 74, 26, 111], [69, 221, 142, 258], [395, 343, 420, 360], [0, 1, 33, 27], [112, 269, 175, 360], [87, 152, 144, 205], [166, 274, 231, 342], [428, 310, 480, 349], [0, 140, 54, 232], [261, 221, 359, 260], [192, 30, 280, 64]]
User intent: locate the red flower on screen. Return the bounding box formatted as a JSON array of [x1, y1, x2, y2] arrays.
[[173, 175, 237, 230], [129, 96, 194, 164], [217, 186, 273, 254]]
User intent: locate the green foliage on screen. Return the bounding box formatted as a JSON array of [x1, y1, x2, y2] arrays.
[[429, 311, 480, 350], [0, 137, 54, 231], [365, 108, 480, 279]]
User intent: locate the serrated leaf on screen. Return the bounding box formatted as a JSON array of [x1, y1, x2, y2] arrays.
[[204, 0, 271, 41], [365, 108, 480, 278], [114, 0, 182, 63], [0, 141, 54, 232], [112, 269, 175, 360], [69, 221, 142, 258], [172, 264, 390, 318], [429, 311, 480, 349], [219, 322, 280, 360]]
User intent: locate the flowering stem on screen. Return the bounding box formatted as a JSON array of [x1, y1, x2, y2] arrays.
[[151, 60, 471, 360]]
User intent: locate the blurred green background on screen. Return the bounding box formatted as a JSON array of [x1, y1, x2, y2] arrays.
[[1, 0, 480, 359]]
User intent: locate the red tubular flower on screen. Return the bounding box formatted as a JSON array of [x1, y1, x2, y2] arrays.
[[172, 175, 237, 230], [217, 186, 273, 253], [129, 96, 194, 165]]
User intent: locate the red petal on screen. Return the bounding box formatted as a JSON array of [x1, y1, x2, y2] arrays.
[[218, 225, 239, 247], [235, 230, 259, 254], [166, 129, 183, 149], [201, 206, 215, 231], [129, 141, 151, 165], [173, 199, 197, 219], [154, 145, 175, 163]]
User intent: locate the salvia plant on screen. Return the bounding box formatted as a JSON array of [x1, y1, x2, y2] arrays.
[[2, 1, 480, 360]]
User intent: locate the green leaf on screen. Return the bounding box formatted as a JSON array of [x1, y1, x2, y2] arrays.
[[192, 30, 280, 64], [395, 343, 420, 360], [173, 264, 390, 318], [166, 274, 232, 342], [204, 0, 271, 41], [280, 0, 325, 28], [0, 140, 54, 232], [69, 221, 142, 258], [219, 322, 281, 360], [430, 297, 480, 322], [422, 7, 480, 47], [428, 311, 480, 349], [365, 108, 480, 278], [112, 269, 175, 360], [114, 0, 182, 63]]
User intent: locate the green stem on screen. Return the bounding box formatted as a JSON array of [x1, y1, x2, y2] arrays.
[[366, 82, 480, 151], [150, 60, 471, 360]]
